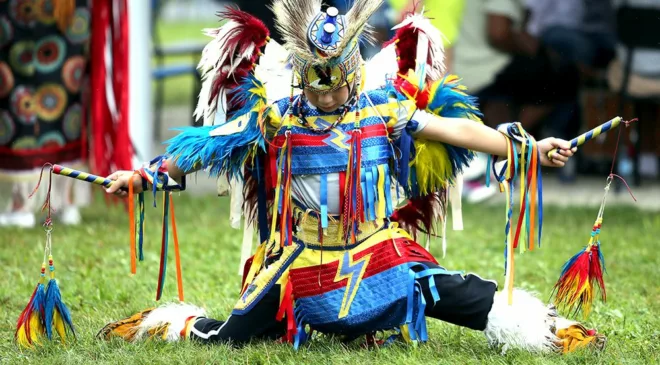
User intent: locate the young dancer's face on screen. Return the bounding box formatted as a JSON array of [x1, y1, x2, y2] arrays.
[[304, 86, 350, 113]]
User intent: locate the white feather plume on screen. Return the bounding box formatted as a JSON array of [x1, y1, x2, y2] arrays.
[[484, 289, 560, 354], [194, 22, 248, 126], [363, 43, 399, 91], [333, 0, 384, 58], [194, 17, 271, 126], [271, 0, 322, 64], [134, 303, 207, 342], [254, 40, 296, 104]]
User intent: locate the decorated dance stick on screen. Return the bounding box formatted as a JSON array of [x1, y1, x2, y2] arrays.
[[551, 118, 637, 319], [51, 164, 185, 302], [16, 165, 76, 349], [547, 116, 623, 159], [52, 164, 122, 190]]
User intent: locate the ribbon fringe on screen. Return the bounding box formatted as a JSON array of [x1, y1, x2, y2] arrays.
[[487, 123, 543, 305]]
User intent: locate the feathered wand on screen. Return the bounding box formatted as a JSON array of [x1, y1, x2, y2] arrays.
[[551, 118, 637, 318], [15, 164, 76, 348]]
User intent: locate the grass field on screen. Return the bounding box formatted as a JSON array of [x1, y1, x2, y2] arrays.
[[0, 193, 658, 364]]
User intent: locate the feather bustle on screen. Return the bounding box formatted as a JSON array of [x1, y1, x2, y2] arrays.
[[390, 193, 444, 241], [389, 12, 447, 84]]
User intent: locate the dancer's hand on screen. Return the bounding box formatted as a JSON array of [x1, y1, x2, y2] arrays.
[[105, 171, 144, 197], [538, 138, 577, 167]]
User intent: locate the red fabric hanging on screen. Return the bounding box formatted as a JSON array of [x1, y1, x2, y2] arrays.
[[90, 0, 133, 179]]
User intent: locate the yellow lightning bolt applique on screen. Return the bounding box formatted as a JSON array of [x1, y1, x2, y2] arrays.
[[334, 251, 372, 319], [305, 116, 331, 130], [329, 129, 349, 150]]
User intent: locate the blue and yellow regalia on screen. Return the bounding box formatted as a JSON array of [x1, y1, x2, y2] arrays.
[[98, 0, 606, 354]]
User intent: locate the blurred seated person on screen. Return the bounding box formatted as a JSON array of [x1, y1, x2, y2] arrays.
[[607, 0, 660, 179], [453, 0, 573, 134], [526, 0, 617, 82], [452, 0, 581, 197]]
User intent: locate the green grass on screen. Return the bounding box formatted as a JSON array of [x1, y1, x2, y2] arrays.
[[1, 194, 659, 364]]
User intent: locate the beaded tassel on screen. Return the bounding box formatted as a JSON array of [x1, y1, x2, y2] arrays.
[[552, 175, 625, 319], [553, 217, 606, 318]]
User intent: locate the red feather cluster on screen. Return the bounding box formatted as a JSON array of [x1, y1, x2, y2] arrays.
[[386, 23, 434, 76], [207, 8, 270, 110], [383, 23, 433, 109], [387, 25, 418, 77], [397, 76, 431, 110]]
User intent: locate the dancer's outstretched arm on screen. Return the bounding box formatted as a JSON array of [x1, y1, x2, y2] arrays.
[[416, 115, 577, 167]]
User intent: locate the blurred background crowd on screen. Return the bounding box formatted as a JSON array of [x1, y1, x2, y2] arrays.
[[0, 0, 659, 228], [216, 0, 660, 203]]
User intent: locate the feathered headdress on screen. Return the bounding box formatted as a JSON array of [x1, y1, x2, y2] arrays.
[[271, 0, 383, 93]]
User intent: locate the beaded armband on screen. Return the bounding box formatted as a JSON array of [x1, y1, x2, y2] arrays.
[[136, 155, 186, 193]]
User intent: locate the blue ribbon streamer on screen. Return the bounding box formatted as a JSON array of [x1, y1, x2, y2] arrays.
[[384, 164, 393, 216], [365, 169, 375, 221], [320, 174, 328, 229], [138, 192, 145, 261]]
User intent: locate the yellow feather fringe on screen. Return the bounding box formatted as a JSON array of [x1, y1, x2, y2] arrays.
[[16, 313, 44, 348], [412, 139, 453, 195], [404, 74, 483, 194], [53, 310, 67, 343]]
